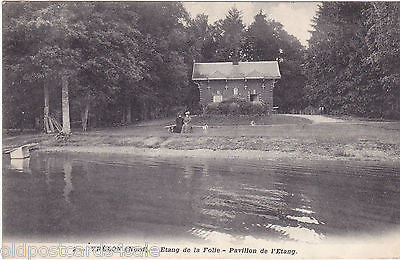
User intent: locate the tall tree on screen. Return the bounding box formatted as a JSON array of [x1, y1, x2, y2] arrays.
[[213, 8, 246, 62], [77, 2, 145, 126], [274, 29, 307, 112], [305, 2, 369, 115], [305, 2, 400, 118], [363, 2, 400, 118], [187, 14, 213, 62], [243, 10, 280, 61], [133, 2, 190, 118], [242, 10, 307, 112], [3, 2, 89, 133], [3, 2, 147, 130]]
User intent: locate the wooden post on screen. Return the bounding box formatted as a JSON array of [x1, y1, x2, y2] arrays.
[[48, 116, 55, 133], [82, 103, 89, 131], [81, 93, 90, 132], [61, 74, 71, 135]]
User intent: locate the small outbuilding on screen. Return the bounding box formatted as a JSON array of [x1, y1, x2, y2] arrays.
[[192, 61, 281, 112]]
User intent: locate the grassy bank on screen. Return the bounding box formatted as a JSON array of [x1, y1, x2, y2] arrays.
[[189, 114, 312, 126], [3, 114, 400, 163]]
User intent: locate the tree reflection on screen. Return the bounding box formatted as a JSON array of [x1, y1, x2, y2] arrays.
[[63, 158, 73, 204]]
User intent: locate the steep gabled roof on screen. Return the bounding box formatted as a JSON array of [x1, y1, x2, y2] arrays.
[[192, 61, 281, 81], [246, 69, 262, 78], [228, 66, 246, 78], [209, 70, 226, 78]]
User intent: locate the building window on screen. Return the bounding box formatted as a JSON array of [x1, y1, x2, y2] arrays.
[[250, 93, 259, 102], [213, 95, 223, 103], [233, 87, 238, 95], [213, 90, 222, 102], [250, 90, 258, 102]]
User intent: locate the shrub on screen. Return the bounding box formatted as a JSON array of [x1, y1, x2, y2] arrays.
[[204, 98, 267, 115], [239, 101, 253, 115], [204, 102, 220, 114], [249, 102, 266, 115], [228, 102, 240, 114], [217, 101, 231, 115]]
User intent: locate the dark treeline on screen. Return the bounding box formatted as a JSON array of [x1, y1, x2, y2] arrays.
[[3, 2, 399, 131], [305, 2, 400, 119], [3, 2, 192, 130], [3, 2, 305, 130]]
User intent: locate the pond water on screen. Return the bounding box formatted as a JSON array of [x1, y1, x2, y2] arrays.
[[3, 151, 400, 243]]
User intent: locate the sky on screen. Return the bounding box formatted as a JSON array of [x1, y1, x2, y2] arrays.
[[183, 2, 320, 46]]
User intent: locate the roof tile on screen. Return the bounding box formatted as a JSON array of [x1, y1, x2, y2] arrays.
[[192, 61, 281, 80]]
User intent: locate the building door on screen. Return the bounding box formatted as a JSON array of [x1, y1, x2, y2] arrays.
[[213, 95, 223, 103], [213, 90, 223, 102], [250, 93, 259, 102]]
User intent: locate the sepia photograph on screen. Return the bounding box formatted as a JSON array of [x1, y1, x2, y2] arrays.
[[2, 1, 400, 259]]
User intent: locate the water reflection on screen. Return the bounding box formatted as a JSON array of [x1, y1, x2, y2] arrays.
[[63, 159, 73, 204], [2, 152, 400, 243], [44, 157, 52, 189], [9, 158, 31, 173]]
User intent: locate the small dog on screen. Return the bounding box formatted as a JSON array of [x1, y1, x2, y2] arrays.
[[202, 124, 209, 133]]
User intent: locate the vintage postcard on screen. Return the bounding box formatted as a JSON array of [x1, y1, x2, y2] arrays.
[[2, 1, 400, 259]]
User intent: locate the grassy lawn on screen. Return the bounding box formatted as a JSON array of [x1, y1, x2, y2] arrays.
[[189, 114, 312, 126], [3, 114, 400, 162]]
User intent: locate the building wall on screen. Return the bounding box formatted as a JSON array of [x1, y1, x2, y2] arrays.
[[197, 79, 274, 111]]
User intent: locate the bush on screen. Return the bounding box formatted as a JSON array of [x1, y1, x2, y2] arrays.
[[217, 101, 231, 115], [240, 101, 265, 115], [204, 98, 267, 115], [204, 102, 220, 114], [228, 102, 240, 114]]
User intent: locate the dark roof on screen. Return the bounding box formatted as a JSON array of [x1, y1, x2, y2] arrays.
[[192, 61, 281, 81]]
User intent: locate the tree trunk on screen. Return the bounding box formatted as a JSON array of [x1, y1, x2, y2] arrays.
[[43, 84, 51, 133], [126, 103, 132, 124], [142, 100, 147, 120], [63, 158, 73, 204], [61, 74, 71, 134], [121, 108, 126, 125], [81, 102, 89, 132]]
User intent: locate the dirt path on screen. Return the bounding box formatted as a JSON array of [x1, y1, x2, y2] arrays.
[[283, 114, 345, 124]]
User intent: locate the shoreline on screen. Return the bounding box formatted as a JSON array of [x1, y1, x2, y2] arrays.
[[39, 145, 400, 164], [4, 117, 399, 164]]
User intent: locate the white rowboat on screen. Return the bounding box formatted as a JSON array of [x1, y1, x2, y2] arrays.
[[4, 143, 38, 159]]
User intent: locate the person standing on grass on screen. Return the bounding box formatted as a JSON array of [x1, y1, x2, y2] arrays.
[[174, 113, 184, 133], [182, 111, 192, 133]]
